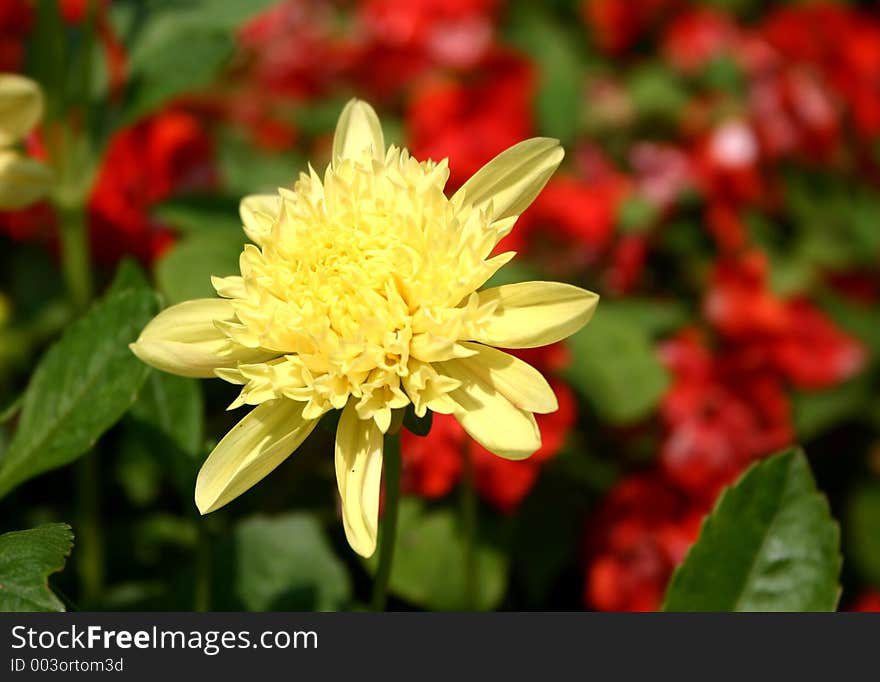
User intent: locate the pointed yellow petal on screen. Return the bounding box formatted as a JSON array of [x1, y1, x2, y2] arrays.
[[452, 138, 564, 221], [239, 194, 279, 246], [437, 359, 541, 461], [0, 151, 51, 210], [130, 298, 276, 377], [0, 74, 43, 147], [335, 401, 384, 557], [457, 342, 558, 414], [195, 400, 317, 514], [332, 99, 385, 164], [473, 281, 599, 349]]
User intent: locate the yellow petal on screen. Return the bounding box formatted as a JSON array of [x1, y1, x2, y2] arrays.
[[452, 138, 564, 221], [335, 401, 384, 557], [0, 74, 43, 147], [239, 194, 279, 246], [457, 342, 558, 414], [130, 298, 275, 378], [332, 99, 385, 164], [211, 275, 247, 299], [437, 358, 541, 461], [0, 151, 51, 210], [473, 281, 599, 349], [195, 400, 317, 514]]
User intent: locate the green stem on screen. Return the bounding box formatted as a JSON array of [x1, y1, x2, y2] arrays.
[[57, 205, 92, 311], [60, 204, 100, 605], [75, 449, 103, 606], [194, 524, 212, 612], [461, 442, 478, 610], [371, 435, 401, 611]]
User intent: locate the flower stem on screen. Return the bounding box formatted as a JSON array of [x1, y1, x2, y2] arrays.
[[461, 442, 478, 610], [59, 204, 101, 605], [57, 204, 93, 311], [75, 449, 103, 606], [194, 523, 212, 612], [371, 434, 401, 611]]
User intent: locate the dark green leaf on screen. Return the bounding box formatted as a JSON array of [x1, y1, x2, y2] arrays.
[[0, 267, 157, 497], [0, 524, 73, 612], [367, 498, 508, 611], [124, 371, 204, 499], [793, 374, 873, 441], [845, 483, 880, 588], [663, 449, 842, 612], [565, 303, 670, 424], [234, 513, 351, 611]]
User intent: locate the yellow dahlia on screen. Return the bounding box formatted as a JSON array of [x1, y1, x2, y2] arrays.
[[0, 74, 52, 210], [131, 100, 598, 557]]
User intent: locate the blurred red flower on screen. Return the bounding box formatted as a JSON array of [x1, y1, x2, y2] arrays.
[[584, 473, 705, 611], [406, 51, 535, 189], [658, 329, 794, 499], [582, 0, 680, 56], [88, 109, 215, 264], [705, 252, 867, 389]]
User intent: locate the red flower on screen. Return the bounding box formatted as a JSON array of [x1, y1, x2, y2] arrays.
[[0, 0, 31, 72], [500, 174, 628, 274], [848, 590, 880, 612], [705, 252, 867, 389], [585, 473, 705, 611], [658, 330, 794, 499], [582, 0, 680, 56], [661, 8, 740, 74], [406, 51, 534, 189], [88, 109, 215, 264]]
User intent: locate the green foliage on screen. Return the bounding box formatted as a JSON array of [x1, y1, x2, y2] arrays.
[[566, 303, 671, 424], [155, 232, 243, 305], [123, 371, 205, 500], [0, 264, 157, 498], [120, 1, 278, 126], [663, 449, 842, 611], [507, 9, 584, 146], [234, 513, 351, 611], [367, 498, 508, 611], [0, 524, 73, 612], [793, 374, 874, 441], [845, 482, 880, 588]]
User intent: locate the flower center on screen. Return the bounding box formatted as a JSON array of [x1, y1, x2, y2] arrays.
[[218, 147, 510, 428]]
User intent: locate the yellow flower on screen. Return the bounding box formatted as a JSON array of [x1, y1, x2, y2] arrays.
[[131, 100, 598, 557], [0, 74, 52, 210]]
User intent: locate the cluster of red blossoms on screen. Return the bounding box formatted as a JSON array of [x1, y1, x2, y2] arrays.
[[580, 3, 875, 611]]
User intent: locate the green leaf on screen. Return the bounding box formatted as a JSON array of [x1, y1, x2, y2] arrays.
[[845, 482, 880, 588], [155, 232, 243, 305], [0, 524, 74, 612], [217, 129, 302, 195], [0, 266, 157, 498], [122, 23, 232, 126], [793, 374, 873, 441], [123, 371, 204, 500], [617, 195, 659, 234], [565, 303, 671, 424], [152, 196, 242, 236], [506, 11, 584, 146], [663, 449, 842, 612], [234, 513, 351, 612], [367, 498, 508, 611]]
